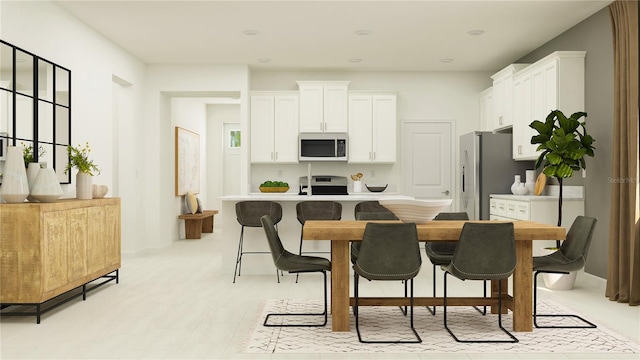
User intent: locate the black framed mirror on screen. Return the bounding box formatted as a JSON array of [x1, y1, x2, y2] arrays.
[[0, 39, 71, 184]]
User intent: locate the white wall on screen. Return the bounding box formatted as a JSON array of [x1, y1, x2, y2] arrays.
[[250, 71, 492, 209], [1, 0, 147, 253], [143, 65, 250, 248]]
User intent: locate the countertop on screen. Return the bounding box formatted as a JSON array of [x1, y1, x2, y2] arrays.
[[490, 194, 584, 201], [218, 192, 412, 202]]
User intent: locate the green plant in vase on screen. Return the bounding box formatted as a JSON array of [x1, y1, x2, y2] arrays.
[[64, 142, 100, 175], [530, 110, 595, 248], [21, 142, 45, 167]]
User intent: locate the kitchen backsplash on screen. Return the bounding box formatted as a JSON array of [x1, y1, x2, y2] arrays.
[[251, 163, 398, 193]]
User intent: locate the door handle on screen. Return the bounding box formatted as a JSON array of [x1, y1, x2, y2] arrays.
[[442, 190, 450, 195]]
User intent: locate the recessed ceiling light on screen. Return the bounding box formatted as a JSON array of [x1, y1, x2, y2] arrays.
[[440, 58, 454, 63], [355, 30, 372, 36], [242, 29, 259, 36], [348, 58, 363, 63], [257, 58, 271, 63], [467, 30, 485, 36]]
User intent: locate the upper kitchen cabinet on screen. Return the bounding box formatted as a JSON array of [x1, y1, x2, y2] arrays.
[[297, 81, 349, 133], [250, 92, 299, 164], [512, 51, 586, 160], [348, 93, 397, 163], [479, 87, 493, 131], [490, 64, 529, 131]]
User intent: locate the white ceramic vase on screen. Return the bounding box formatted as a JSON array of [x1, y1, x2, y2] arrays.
[[0, 146, 29, 203], [525, 170, 536, 194], [76, 172, 93, 199], [353, 180, 362, 193], [26, 162, 40, 201], [510, 175, 522, 194], [30, 168, 64, 202], [515, 182, 528, 195]]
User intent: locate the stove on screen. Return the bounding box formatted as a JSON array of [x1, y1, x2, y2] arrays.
[[298, 175, 348, 195]]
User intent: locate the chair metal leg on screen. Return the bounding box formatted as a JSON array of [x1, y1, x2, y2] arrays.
[[232, 226, 245, 283], [533, 271, 597, 328], [263, 271, 328, 327], [430, 264, 485, 316], [355, 274, 421, 344], [443, 272, 518, 343], [427, 264, 437, 315], [472, 280, 488, 315]]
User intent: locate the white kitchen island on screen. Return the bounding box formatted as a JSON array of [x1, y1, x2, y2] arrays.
[[219, 192, 412, 277]]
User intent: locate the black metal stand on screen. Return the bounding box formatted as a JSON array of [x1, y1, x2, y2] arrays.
[[443, 272, 518, 343], [0, 270, 119, 324], [533, 270, 597, 328], [263, 271, 328, 327], [233, 225, 281, 283]]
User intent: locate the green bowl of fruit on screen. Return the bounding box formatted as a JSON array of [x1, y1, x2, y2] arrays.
[[259, 181, 290, 193]]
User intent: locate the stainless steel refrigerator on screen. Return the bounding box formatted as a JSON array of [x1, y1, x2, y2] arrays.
[[460, 131, 534, 220]]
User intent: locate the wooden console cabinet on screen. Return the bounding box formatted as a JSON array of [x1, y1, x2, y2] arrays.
[[0, 198, 121, 321]]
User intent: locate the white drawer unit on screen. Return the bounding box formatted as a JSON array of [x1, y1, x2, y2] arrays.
[[489, 194, 584, 255]]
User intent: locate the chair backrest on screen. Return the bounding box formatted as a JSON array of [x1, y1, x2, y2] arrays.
[[354, 201, 397, 219], [434, 212, 469, 221], [560, 216, 598, 264], [428, 212, 470, 253], [296, 201, 342, 225], [355, 211, 398, 220], [260, 215, 287, 270], [450, 222, 516, 281], [355, 222, 421, 281], [236, 201, 282, 227]]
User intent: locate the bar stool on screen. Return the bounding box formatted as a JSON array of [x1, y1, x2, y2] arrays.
[[295, 201, 342, 282], [233, 201, 283, 283]]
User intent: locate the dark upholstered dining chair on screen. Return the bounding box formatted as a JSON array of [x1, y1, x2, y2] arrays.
[[353, 222, 422, 343], [425, 212, 487, 315], [533, 216, 598, 329], [442, 222, 518, 343], [295, 201, 342, 282], [260, 215, 331, 327], [233, 201, 282, 283]]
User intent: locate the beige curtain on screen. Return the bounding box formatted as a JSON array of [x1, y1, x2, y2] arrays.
[[606, 0, 639, 306]]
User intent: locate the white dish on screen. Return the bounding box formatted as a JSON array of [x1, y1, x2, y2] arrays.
[[379, 198, 453, 224]]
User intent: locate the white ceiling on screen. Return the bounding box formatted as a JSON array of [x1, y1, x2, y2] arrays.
[[53, 0, 612, 72]]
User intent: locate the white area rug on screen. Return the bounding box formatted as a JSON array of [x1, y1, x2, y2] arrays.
[[243, 299, 639, 354]]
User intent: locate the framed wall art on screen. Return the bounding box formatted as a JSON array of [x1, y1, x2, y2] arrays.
[[175, 126, 200, 196]]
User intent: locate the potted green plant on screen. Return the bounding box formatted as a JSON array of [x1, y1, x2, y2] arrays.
[[64, 142, 100, 199], [530, 110, 595, 248]]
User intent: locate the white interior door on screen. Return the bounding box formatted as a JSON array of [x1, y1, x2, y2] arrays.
[[223, 123, 241, 196], [402, 121, 453, 202]]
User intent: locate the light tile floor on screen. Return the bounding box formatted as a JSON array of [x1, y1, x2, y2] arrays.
[[1, 231, 638, 360]]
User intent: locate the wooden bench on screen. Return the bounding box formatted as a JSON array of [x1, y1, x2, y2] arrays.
[[178, 210, 219, 239]]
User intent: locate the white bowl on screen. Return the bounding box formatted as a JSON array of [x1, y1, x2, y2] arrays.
[[379, 198, 453, 224]]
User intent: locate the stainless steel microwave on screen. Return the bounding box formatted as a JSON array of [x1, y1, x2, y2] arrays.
[[299, 133, 348, 161]]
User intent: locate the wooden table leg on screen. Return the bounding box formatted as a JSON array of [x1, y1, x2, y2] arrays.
[[513, 240, 533, 331], [331, 240, 350, 332]]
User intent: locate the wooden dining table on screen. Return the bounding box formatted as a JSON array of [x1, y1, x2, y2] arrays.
[[302, 219, 566, 332]]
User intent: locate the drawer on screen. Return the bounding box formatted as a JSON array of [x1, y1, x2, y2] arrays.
[[514, 201, 530, 220], [506, 201, 518, 218], [491, 198, 507, 217]]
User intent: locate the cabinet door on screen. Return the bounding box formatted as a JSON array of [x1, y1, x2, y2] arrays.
[[250, 96, 275, 163], [323, 85, 348, 132], [479, 88, 493, 131], [492, 77, 506, 129], [42, 210, 70, 292], [273, 95, 299, 163], [104, 204, 121, 268], [513, 71, 535, 160], [299, 85, 324, 132], [87, 206, 107, 275], [372, 95, 396, 163], [348, 95, 373, 163]]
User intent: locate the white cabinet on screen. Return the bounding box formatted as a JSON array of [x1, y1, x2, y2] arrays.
[[297, 81, 349, 133], [490, 64, 529, 131], [479, 87, 493, 131], [348, 94, 397, 163], [489, 195, 584, 255], [512, 51, 586, 160], [250, 92, 299, 164]]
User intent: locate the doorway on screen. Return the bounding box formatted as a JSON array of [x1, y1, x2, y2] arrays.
[[402, 121, 454, 204]]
